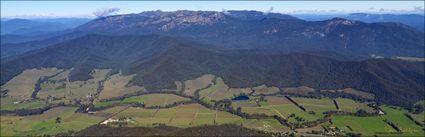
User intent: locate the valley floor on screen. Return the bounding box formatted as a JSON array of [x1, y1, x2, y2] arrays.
[[1, 68, 424, 136]]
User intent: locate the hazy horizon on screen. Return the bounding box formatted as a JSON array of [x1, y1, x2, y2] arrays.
[[1, 10, 424, 20], [1, 1, 424, 19]]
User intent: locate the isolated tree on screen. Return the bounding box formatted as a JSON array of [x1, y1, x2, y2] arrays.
[[355, 109, 368, 116], [413, 104, 424, 114], [55, 117, 61, 124], [236, 106, 242, 114]]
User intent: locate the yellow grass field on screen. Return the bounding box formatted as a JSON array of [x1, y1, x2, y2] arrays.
[[37, 69, 110, 101], [1, 68, 63, 100], [281, 86, 315, 95], [252, 85, 279, 95], [98, 73, 145, 100], [111, 103, 289, 132], [198, 77, 252, 103], [183, 74, 215, 96], [121, 94, 191, 107]]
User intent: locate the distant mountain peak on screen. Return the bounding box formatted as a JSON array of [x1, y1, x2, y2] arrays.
[[84, 10, 228, 31], [150, 10, 227, 31], [327, 18, 357, 26], [227, 10, 300, 20]]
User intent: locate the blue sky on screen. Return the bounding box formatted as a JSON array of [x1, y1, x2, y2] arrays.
[[1, 1, 424, 18]]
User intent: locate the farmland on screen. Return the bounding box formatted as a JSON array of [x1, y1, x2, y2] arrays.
[[331, 115, 396, 136], [198, 77, 229, 101], [1, 107, 104, 136], [198, 77, 252, 104], [380, 106, 424, 136], [334, 98, 375, 113], [329, 105, 425, 136], [411, 112, 425, 125], [97, 73, 145, 100], [410, 100, 425, 124], [1, 68, 63, 100], [281, 86, 316, 96], [94, 93, 191, 108], [291, 97, 375, 113], [114, 104, 224, 127], [183, 74, 215, 96], [0, 68, 423, 136], [36, 69, 110, 102], [2, 90, 424, 136], [121, 94, 191, 107], [0, 97, 47, 111], [232, 96, 376, 125], [252, 85, 280, 95], [108, 103, 289, 132], [233, 96, 311, 119]]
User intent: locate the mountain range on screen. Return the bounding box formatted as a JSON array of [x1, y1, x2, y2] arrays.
[[293, 13, 425, 32], [1, 10, 424, 107], [1, 18, 90, 45], [1, 18, 90, 35], [2, 11, 423, 59], [76, 10, 424, 57]]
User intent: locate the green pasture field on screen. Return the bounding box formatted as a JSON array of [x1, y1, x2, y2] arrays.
[[111, 103, 289, 132], [27, 107, 71, 121], [233, 96, 324, 122], [94, 93, 191, 108], [99, 106, 129, 114], [113, 104, 215, 128], [331, 115, 395, 136], [290, 97, 336, 114], [0, 97, 47, 111], [331, 105, 425, 136], [94, 100, 120, 108], [237, 102, 324, 122], [411, 112, 424, 124], [233, 96, 377, 125], [334, 98, 375, 113], [0, 107, 104, 136], [380, 106, 424, 136], [291, 97, 375, 114], [240, 119, 290, 132], [122, 93, 191, 106], [411, 100, 425, 123]]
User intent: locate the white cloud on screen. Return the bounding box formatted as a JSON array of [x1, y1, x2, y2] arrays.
[[93, 7, 120, 17], [221, 8, 229, 15], [264, 6, 274, 15], [413, 6, 425, 12]]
